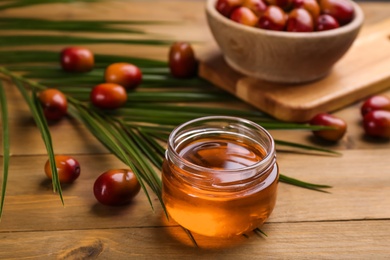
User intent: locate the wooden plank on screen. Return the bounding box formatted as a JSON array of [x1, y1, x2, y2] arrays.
[[274, 150, 390, 222], [0, 149, 389, 232], [0, 220, 389, 258], [198, 18, 390, 122]]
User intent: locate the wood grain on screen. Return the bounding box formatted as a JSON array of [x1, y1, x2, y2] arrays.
[[0, 221, 389, 259], [0, 1, 390, 259], [1, 149, 389, 232], [198, 18, 390, 122]]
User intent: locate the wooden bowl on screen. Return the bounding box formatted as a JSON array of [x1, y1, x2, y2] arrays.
[[205, 0, 364, 84]]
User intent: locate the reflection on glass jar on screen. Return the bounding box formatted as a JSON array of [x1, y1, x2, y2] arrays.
[[162, 116, 279, 238]]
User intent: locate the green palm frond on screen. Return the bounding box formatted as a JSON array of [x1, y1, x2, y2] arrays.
[[275, 140, 341, 155], [0, 67, 171, 214], [13, 80, 63, 201], [70, 104, 164, 213], [0, 81, 10, 219], [279, 174, 332, 193], [0, 51, 167, 67], [0, 35, 172, 47], [0, 18, 165, 34], [0, 0, 100, 11]]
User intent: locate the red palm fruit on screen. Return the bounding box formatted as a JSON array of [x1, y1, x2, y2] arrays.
[[104, 63, 142, 90], [309, 113, 347, 142], [45, 155, 80, 184], [242, 0, 267, 16], [38, 88, 68, 121], [258, 5, 288, 31], [292, 0, 320, 22], [93, 169, 141, 206], [316, 14, 340, 31], [168, 42, 198, 78], [286, 8, 314, 32], [230, 6, 259, 27], [361, 95, 390, 116], [216, 0, 244, 17], [90, 83, 127, 109], [60, 46, 94, 73], [363, 110, 390, 138], [319, 0, 354, 25]]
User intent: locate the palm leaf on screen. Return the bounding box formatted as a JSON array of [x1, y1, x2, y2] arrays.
[[279, 174, 332, 192], [123, 103, 268, 118], [254, 228, 268, 237], [125, 127, 165, 169], [0, 18, 153, 34], [0, 81, 10, 218], [12, 80, 63, 201], [0, 0, 100, 11], [182, 227, 198, 247], [68, 104, 166, 214], [0, 51, 167, 67], [12, 67, 169, 78], [38, 76, 207, 88], [275, 140, 341, 155], [138, 129, 166, 159], [0, 35, 171, 47]]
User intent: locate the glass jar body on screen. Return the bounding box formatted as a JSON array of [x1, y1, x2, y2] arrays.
[[162, 116, 279, 238]]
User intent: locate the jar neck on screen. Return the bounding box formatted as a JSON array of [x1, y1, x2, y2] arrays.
[[166, 116, 276, 191]]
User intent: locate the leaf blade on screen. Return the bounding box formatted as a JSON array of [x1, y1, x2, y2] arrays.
[[279, 174, 332, 193], [0, 35, 172, 47], [13, 80, 64, 202], [0, 81, 10, 219]]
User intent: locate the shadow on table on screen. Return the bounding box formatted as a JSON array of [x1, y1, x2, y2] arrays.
[[158, 213, 268, 250]]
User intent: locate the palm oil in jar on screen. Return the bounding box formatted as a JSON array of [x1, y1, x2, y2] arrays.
[[162, 116, 279, 238]]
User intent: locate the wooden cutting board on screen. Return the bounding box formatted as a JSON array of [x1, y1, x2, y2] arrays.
[[198, 18, 390, 122]]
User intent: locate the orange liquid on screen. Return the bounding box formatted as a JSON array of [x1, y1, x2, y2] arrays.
[[162, 135, 278, 238]]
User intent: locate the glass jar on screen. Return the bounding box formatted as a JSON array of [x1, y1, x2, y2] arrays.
[[162, 116, 279, 238]]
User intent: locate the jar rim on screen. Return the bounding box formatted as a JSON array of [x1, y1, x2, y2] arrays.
[[167, 116, 276, 175]]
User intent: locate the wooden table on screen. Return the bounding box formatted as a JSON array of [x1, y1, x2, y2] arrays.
[[1, 1, 390, 258]]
